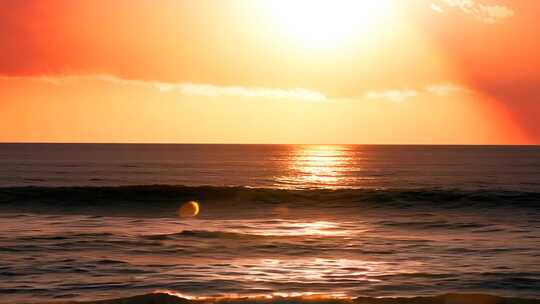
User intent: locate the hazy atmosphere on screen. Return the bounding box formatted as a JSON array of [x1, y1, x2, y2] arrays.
[[1, 1, 539, 304], [2, 0, 539, 144]]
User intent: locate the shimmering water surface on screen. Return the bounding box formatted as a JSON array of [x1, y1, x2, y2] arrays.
[[0, 144, 539, 303], [1, 144, 540, 190]]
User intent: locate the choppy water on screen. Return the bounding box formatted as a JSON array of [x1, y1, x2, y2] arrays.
[[0, 144, 539, 303]]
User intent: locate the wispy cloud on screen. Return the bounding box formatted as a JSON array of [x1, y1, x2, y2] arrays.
[[0, 74, 328, 102], [365, 83, 469, 102], [425, 83, 469, 96], [1, 75, 470, 103], [365, 89, 419, 103], [433, 0, 514, 24], [430, 3, 445, 13], [478, 4, 515, 24]]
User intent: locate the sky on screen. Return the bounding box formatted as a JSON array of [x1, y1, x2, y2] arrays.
[[1, 0, 538, 144]]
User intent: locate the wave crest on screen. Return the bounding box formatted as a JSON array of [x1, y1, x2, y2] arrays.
[[60, 292, 540, 304], [1, 185, 539, 210]]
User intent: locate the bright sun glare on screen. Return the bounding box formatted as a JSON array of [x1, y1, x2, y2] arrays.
[[263, 0, 393, 48]]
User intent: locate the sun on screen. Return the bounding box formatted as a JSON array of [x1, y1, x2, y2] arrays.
[[262, 0, 394, 49]]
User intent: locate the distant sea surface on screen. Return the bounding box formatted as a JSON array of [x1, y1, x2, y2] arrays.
[[0, 144, 539, 303], [2, 144, 540, 190]]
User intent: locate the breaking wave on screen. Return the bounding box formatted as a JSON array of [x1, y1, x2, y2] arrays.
[[1, 185, 539, 212], [52, 291, 540, 304]]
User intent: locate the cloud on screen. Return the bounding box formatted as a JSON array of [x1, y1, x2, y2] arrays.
[[365, 83, 469, 102], [0, 74, 327, 102], [424, 83, 469, 96], [430, 3, 445, 13], [365, 89, 418, 103], [2, 75, 470, 104], [478, 4, 514, 24], [435, 0, 514, 23]]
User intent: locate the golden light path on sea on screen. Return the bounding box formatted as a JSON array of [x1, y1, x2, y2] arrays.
[[155, 257, 424, 299], [156, 289, 350, 300], [276, 145, 360, 189]]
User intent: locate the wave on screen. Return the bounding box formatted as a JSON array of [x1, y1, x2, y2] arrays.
[[145, 230, 266, 240], [51, 292, 540, 304], [1, 185, 539, 210]]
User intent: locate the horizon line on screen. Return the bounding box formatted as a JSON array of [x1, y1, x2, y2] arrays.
[[1, 142, 539, 147]]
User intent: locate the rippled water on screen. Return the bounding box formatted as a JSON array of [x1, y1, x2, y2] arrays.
[[1, 187, 540, 303], [1, 144, 540, 190], [0, 144, 539, 303]]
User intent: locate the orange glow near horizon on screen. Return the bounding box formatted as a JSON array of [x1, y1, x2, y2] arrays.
[[0, 0, 537, 144]]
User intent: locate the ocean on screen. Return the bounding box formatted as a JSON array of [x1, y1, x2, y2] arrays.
[[0, 144, 539, 303]]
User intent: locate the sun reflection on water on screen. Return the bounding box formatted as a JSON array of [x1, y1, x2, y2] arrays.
[[250, 220, 360, 236], [157, 257, 423, 299], [276, 145, 358, 189], [157, 289, 350, 300]]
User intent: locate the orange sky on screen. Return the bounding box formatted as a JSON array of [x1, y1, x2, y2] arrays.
[[1, 0, 538, 144]]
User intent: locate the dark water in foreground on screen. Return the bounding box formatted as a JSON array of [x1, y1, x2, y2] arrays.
[[0, 144, 539, 303]]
